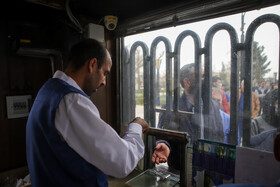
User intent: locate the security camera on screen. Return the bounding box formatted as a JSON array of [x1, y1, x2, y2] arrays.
[[104, 15, 118, 31]]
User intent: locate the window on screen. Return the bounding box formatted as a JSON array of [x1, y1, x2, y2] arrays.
[[120, 5, 279, 152]]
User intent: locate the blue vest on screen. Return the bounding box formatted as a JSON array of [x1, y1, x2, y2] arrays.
[[26, 78, 108, 187]]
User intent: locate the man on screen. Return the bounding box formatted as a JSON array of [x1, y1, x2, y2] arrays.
[[152, 63, 224, 170], [212, 87, 230, 143], [251, 89, 279, 136], [153, 63, 203, 170], [212, 76, 230, 114], [238, 80, 260, 119], [26, 39, 149, 187], [255, 80, 268, 114]]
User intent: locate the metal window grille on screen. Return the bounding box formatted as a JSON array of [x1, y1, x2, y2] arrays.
[[120, 13, 280, 187], [125, 13, 280, 147]]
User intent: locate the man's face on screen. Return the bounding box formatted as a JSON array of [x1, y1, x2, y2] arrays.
[[213, 79, 222, 88], [212, 89, 222, 106], [85, 52, 112, 95], [185, 67, 205, 94]]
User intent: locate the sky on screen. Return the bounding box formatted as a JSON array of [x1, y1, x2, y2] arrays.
[[125, 4, 280, 79]]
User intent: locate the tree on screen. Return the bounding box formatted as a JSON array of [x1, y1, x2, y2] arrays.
[[135, 47, 143, 90], [219, 61, 230, 89], [252, 41, 271, 83], [134, 47, 165, 91]]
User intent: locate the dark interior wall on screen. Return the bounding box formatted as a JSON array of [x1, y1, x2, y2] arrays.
[[0, 3, 117, 175], [91, 31, 117, 131]]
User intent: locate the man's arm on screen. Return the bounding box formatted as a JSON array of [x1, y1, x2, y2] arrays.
[[55, 93, 149, 178]]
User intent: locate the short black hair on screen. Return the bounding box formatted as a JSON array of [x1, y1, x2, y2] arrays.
[[180, 63, 195, 88], [67, 39, 107, 70], [212, 76, 221, 83]]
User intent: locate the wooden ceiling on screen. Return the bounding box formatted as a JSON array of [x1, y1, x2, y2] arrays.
[[10, 0, 189, 23]]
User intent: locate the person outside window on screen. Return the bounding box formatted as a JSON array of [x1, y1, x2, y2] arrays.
[[212, 76, 230, 114], [212, 87, 230, 143], [222, 84, 231, 113], [255, 80, 269, 115], [251, 88, 279, 137], [152, 63, 224, 170]]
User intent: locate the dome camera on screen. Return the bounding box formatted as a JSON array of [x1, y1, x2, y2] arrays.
[[104, 15, 118, 31]]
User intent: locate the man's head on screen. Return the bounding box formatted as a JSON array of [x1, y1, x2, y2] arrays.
[[212, 76, 222, 88], [260, 81, 265, 88], [180, 63, 195, 94], [212, 87, 223, 107], [66, 39, 112, 95]]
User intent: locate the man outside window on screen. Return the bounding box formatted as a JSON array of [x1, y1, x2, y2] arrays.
[[152, 63, 224, 170]]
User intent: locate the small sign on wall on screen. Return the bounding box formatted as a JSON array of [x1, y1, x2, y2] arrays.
[[6, 95, 32, 119]]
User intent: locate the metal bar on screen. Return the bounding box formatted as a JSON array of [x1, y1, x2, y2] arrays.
[[147, 127, 189, 143], [174, 30, 203, 138], [203, 25, 214, 140], [127, 12, 280, 187], [150, 37, 172, 128], [129, 41, 149, 121], [243, 14, 280, 146], [116, 37, 122, 135], [204, 22, 240, 144]]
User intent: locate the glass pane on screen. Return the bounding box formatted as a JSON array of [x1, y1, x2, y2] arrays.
[[134, 47, 144, 119], [250, 22, 279, 152], [121, 5, 280, 152], [155, 42, 166, 109], [212, 30, 231, 142]]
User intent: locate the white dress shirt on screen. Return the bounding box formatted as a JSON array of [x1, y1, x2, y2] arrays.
[[53, 70, 144, 178]]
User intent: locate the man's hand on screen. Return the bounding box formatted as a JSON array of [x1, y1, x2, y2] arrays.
[[152, 143, 170, 164], [131, 117, 149, 134]]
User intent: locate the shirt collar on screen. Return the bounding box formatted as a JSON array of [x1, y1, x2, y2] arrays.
[[53, 70, 83, 92]]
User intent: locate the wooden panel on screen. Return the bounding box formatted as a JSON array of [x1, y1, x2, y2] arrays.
[[91, 30, 117, 132]]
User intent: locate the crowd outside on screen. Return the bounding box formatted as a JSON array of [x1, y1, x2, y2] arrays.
[[152, 63, 278, 169]]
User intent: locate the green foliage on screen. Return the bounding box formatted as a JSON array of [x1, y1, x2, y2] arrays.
[[135, 89, 144, 105], [135, 89, 167, 106], [219, 62, 230, 89], [252, 41, 271, 83]]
